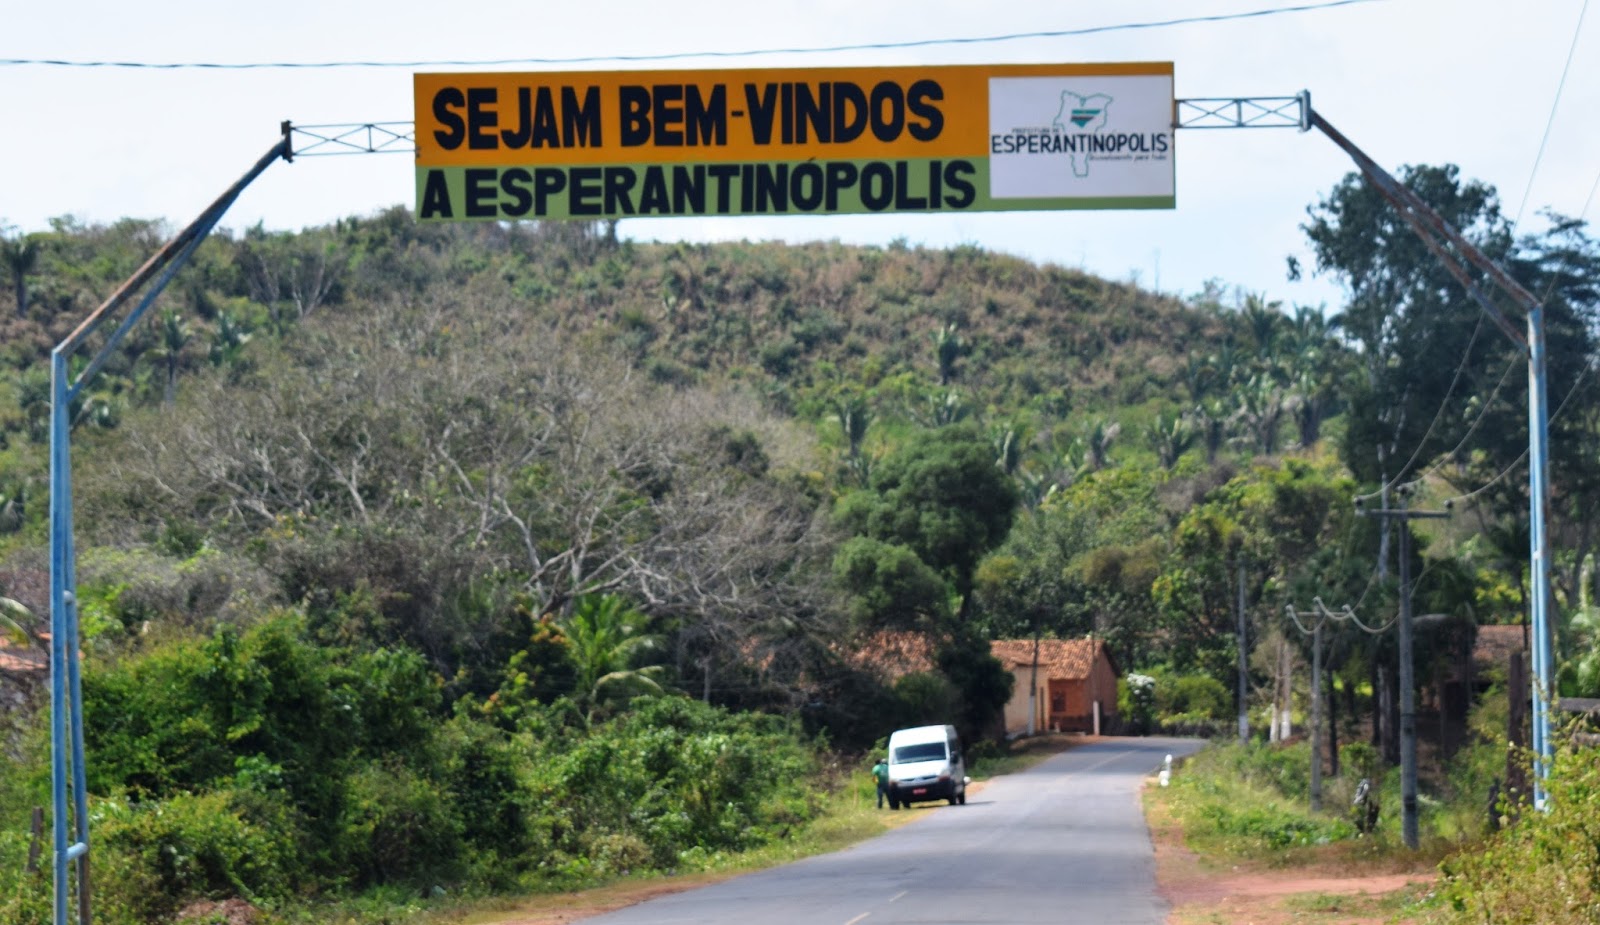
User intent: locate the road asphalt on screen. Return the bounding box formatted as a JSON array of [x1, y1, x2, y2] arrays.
[[583, 735, 1205, 925]]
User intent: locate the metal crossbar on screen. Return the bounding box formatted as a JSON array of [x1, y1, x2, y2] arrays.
[[287, 121, 414, 156], [281, 94, 1314, 161], [1176, 94, 1309, 130]]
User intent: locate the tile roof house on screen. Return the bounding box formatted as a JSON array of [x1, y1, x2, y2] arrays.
[[990, 638, 1120, 736], [845, 631, 1121, 737], [0, 635, 46, 676], [1473, 624, 1526, 676], [0, 632, 48, 713]]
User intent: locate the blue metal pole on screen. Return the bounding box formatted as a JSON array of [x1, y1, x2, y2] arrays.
[[48, 134, 291, 925], [1309, 106, 1556, 806], [1528, 304, 1554, 808], [48, 351, 74, 925], [65, 437, 88, 925]]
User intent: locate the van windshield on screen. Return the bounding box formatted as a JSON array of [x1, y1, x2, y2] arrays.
[[892, 742, 947, 763]]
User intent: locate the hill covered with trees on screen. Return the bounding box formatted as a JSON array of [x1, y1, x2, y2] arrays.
[[1, 163, 1598, 923]]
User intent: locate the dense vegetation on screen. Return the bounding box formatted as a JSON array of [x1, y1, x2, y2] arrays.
[[1, 162, 1598, 922]]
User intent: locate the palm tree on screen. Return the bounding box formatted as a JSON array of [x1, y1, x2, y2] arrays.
[[1240, 293, 1283, 357], [924, 389, 969, 426], [1182, 353, 1218, 402], [209, 309, 252, 368], [148, 309, 193, 405], [1237, 373, 1286, 455], [1287, 369, 1334, 448], [560, 593, 664, 721], [1208, 343, 1243, 393], [1, 233, 40, 318], [1192, 398, 1232, 464], [991, 422, 1031, 476], [931, 321, 963, 386], [1146, 412, 1195, 470], [1282, 305, 1341, 447], [1018, 432, 1087, 507], [1083, 419, 1121, 471], [833, 392, 874, 487], [1286, 304, 1333, 355]]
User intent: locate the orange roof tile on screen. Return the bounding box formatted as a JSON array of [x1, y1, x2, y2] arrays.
[[0, 635, 46, 675], [1474, 624, 1526, 668], [990, 638, 1114, 680]]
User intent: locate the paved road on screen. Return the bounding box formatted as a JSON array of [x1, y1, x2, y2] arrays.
[[587, 736, 1205, 925]]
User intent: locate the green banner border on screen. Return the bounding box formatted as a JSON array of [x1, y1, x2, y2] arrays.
[[415, 158, 1174, 221]]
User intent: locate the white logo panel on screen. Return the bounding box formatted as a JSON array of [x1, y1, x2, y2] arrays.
[[989, 75, 1174, 200]]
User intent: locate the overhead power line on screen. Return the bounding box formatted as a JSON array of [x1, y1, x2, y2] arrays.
[[1395, 354, 1518, 494], [1421, 174, 1600, 507], [1362, 3, 1597, 508], [1355, 313, 1488, 504], [0, 0, 1383, 70], [1443, 358, 1596, 507], [1512, 0, 1591, 231]]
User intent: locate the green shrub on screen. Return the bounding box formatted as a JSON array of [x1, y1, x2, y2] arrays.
[[439, 714, 527, 864], [1432, 744, 1600, 924], [1155, 673, 1231, 726], [335, 762, 463, 888], [1221, 740, 1313, 798], [521, 696, 820, 876], [1167, 742, 1356, 858], [1204, 802, 1354, 849], [0, 865, 53, 925], [1431, 685, 1512, 842], [95, 789, 299, 914]]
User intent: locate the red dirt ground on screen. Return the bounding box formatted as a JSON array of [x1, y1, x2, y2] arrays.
[[1150, 794, 1436, 925]]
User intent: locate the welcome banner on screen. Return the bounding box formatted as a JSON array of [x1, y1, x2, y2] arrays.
[[413, 62, 1175, 221]]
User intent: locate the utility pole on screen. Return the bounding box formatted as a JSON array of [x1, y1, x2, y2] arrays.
[[1358, 490, 1449, 849], [1310, 612, 1322, 811], [1285, 603, 1327, 812], [1237, 558, 1250, 746]]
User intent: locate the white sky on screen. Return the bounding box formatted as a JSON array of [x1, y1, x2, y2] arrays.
[[2, 0, 1596, 313]]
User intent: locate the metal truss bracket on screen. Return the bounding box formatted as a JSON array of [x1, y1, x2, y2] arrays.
[[1176, 91, 1310, 130], [283, 91, 1314, 158], [285, 121, 415, 157]]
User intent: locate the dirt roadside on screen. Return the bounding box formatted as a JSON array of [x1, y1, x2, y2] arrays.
[[1147, 787, 1438, 925]]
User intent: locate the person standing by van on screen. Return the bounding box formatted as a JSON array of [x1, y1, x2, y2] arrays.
[[872, 755, 890, 809]]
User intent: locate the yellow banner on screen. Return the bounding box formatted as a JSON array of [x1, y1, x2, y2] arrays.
[[414, 63, 1173, 167]]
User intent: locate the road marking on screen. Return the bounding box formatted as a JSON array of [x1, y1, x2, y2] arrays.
[[888, 891, 907, 903], [845, 914, 871, 925]]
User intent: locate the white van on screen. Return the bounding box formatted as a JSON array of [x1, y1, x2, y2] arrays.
[[885, 724, 967, 809]]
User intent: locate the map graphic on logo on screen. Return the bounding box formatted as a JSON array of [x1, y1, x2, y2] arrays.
[[1053, 92, 1112, 177]]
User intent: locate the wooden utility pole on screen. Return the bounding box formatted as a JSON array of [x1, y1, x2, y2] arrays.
[[1237, 559, 1250, 746], [1358, 490, 1449, 849], [1286, 604, 1327, 812]]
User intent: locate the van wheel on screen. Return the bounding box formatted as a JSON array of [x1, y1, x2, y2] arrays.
[[889, 798, 900, 810], [947, 795, 958, 806]]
